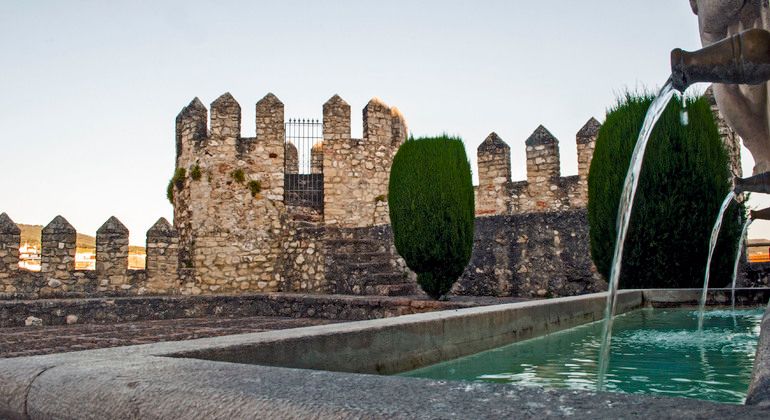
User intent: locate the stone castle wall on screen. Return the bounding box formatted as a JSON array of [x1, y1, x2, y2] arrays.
[[475, 118, 601, 217], [172, 93, 407, 295], [173, 93, 286, 295], [453, 210, 605, 298], [0, 85, 745, 300], [322, 96, 407, 228], [0, 213, 178, 298]]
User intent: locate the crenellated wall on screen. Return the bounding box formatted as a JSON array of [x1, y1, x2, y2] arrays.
[[173, 92, 286, 295], [2, 86, 744, 301], [0, 213, 20, 287], [0, 213, 179, 298], [170, 92, 406, 296], [322, 96, 407, 228], [475, 118, 601, 217]]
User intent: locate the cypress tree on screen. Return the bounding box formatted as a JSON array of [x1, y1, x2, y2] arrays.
[[388, 135, 475, 299], [588, 93, 744, 289]]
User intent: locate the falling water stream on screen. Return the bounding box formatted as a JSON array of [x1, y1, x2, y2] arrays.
[[697, 191, 736, 331], [731, 218, 753, 309], [596, 79, 676, 391]]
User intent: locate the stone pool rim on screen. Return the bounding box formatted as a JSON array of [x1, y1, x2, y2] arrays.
[[1, 289, 769, 419]]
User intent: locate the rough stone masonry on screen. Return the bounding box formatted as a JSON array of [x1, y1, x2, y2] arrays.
[[0, 85, 743, 299]]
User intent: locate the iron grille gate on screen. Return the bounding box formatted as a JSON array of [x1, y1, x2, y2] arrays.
[[284, 119, 323, 210]]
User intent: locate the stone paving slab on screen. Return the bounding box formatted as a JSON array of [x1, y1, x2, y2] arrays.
[[1, 292, 768, 419], [0, 316, 333, 359]]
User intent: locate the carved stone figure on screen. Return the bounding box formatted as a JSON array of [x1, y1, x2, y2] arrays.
[[690, 0, 770, 173]]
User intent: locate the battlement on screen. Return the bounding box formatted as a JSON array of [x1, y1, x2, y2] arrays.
[[1, 87, 744, 301], [0, 213, 179, 297], [322, 94, 408, 227], [475, 118, 601, 216], [170, 92, 408, 295]]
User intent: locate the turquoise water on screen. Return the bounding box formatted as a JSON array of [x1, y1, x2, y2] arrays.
[[401, 308, 764, 404]]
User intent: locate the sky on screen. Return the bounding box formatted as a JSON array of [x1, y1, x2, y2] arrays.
[[1, 0, 768, 245]]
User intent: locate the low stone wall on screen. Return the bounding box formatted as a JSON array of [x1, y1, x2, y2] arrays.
[[170, 291, 642, 375], [0, 269, 156, 301], [0, 293, 475, 328], [746, 262, 770, 288], [454, 210, 605, 297], [2, 291, 770, 418]]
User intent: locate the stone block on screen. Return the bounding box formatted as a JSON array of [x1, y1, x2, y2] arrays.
[[41, 215, 76, 280]]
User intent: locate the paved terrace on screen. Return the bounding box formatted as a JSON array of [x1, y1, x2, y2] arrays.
[[0, 316, 334, 359], [0, 293, 527, 359], [1, 291, 768, 419]]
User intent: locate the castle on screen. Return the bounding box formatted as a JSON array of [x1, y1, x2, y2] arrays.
[[0, 87, 741, 299]]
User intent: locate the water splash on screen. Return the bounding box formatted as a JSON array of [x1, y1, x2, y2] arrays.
[[698, 191, 736, 330], [731, 218, 752, 309], [403, 308, 764, 404], [596, 79, 676, 391], [680, 98, 689, 126]]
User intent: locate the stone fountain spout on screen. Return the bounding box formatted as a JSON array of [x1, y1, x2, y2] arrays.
[[734, 171, 770, 194], [688, 0, 770, 174], [671, 28, 770, 93], [750, 206, 770, 221]]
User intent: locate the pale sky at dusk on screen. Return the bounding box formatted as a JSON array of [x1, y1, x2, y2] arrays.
[[1, 0, 767, 245]]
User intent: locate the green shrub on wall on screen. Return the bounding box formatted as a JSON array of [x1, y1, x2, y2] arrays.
[[190, 164, 202, 181], [388, 135, 475, 299], [166, 167, 187, 204], [588, 93, 744, 289]]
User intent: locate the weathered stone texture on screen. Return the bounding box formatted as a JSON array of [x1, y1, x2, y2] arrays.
[[705, 85, 742, 178], [209, 92, 241, 154], [454, 210, 606, 298], [524, 125, 566, 211], [146, 217, 179, 293], [285, 142, 299, 174], [41, 216, 77, 282], [323, 96, 406, 228], [0, 293, 474, 328], [745, 262, 770, 288], [476, 133, 511, 216], [475, 120, 600, 217], [0, 213, 20, 291], [174, 93, 287, 296], [3, 88, 753, 301], [310, 142, 324, 174], [281, 222, 327, 293], [573, 117, 601, 207], [96, 216, 129, 290], [175, 97, 207, 169], [324, 225, 418, 296]]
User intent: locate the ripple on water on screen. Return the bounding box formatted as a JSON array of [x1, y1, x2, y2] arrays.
[[400, 308, 764, 404]]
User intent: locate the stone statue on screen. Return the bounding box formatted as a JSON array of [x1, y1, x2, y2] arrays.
[[689, 0, 770, 174]]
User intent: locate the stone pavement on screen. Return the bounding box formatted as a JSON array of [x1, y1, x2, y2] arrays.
[[0, 315, 333, 359]]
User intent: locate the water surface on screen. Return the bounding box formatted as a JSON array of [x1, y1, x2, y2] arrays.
[[401, 308, 763, 404]]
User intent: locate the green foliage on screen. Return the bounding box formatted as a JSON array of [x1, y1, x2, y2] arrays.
[[388, 135, 475, 299], [374, 194, 387, 202], [190, 164, 202, 181], [247, 180, 262, 197], [231, 169, 245, 184], [166, 167, 187, 204], [588, 93, 744, 289], [172, 167, 186, 187], [166, 181, 174, 204]]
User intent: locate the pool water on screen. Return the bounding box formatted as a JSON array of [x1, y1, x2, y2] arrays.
[[401, 308, 764, 404]]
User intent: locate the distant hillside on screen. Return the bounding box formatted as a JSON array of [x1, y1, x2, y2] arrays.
[[18, 224, 145, 254]]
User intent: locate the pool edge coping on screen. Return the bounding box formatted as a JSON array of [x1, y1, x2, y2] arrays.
[[1, 289, 769, 418]]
